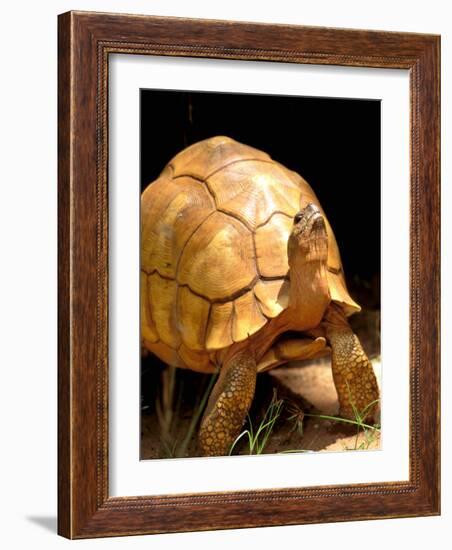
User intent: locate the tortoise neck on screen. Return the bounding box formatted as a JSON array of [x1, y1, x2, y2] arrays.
[[289, 257, 326, 299], [287, 226, 329, 311], [288, 256, 329, 327]]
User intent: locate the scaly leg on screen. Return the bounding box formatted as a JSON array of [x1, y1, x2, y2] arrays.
[[324, 303, 380, 422], [199, 350, 256, 456]]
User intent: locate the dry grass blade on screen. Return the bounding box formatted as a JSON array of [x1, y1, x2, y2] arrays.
[[155, 365, 178, 457]]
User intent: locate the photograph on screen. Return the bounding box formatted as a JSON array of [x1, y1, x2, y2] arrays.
[[54, 9, 440, 538], [0, 0, 447, 545], [139, 90, 382, 459]]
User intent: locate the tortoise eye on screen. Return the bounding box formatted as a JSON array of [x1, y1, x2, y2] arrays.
[[294, 211, 304, 224]]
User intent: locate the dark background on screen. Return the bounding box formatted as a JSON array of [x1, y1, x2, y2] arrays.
[[140, 89, 381, 308], [140, 90, 381, 457]]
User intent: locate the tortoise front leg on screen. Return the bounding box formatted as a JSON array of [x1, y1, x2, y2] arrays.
[[324, 303, 380, 423], [199, 350, 256, 456]]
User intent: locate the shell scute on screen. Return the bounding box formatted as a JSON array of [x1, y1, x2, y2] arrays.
[[207, 160, 301, 229], [141, 175, 215, 279], [170, 136, 271, 180], [148, 272, 180, 348], [176, 286, 210, 350], [232, 291, 267, 343], [254, 279, 290, 319], [255, 213, 293, 278], [177, 211, 257, 302], [205, 302, 234, 350], [178, 344, 216, 373]]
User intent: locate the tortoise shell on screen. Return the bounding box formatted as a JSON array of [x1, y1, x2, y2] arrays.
[[141, 136, 359, 372]]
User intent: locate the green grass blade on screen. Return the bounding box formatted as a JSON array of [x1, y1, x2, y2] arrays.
[[303, 412, 380, 431]]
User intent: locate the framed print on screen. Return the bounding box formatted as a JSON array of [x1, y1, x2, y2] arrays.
[[58, 11, 440, 538]]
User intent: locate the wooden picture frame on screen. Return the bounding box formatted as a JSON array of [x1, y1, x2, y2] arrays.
[[58, 11, 440, 538]]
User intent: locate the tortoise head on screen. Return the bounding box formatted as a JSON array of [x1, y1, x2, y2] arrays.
[[288, 203, 328, 266]]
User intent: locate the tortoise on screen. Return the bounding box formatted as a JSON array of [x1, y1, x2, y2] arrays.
[[141, 136, 379, 456]]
